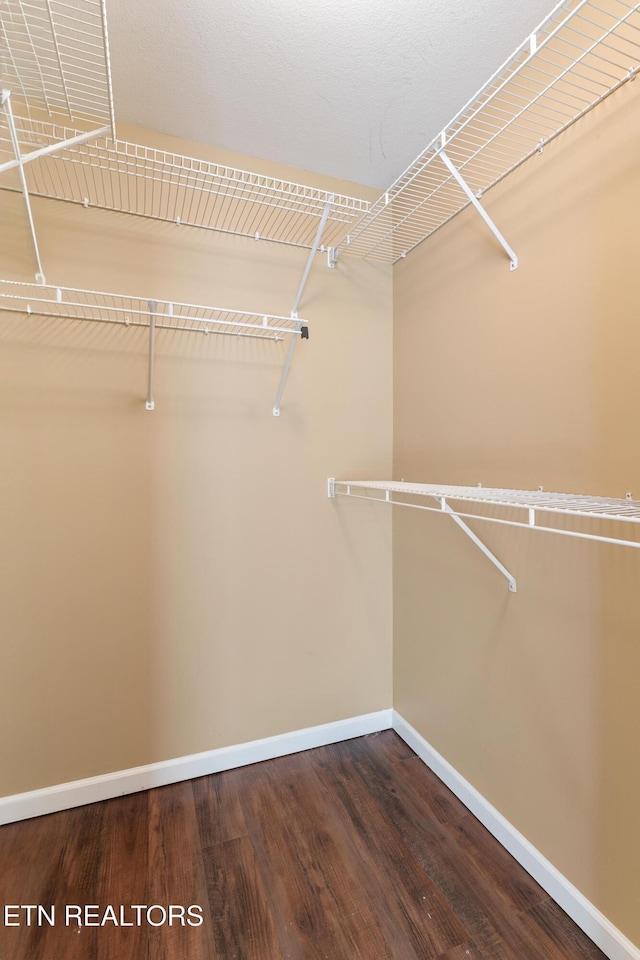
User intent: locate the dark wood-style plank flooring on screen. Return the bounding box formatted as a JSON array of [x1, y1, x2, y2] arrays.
[[0, 731, 605, 959]]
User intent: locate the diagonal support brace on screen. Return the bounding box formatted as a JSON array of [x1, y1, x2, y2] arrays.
[[291, 195, 334, 318], [439, 146, 518, 270], [273, 195, 334, 417], [2, 90, 46, 283], [438, 497, 517, 592], [0, 123, 111, 176]]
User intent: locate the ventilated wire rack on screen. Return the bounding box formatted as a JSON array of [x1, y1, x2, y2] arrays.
[[335, 0, 640, 263], [0, 0, 115, 130], [0, 279, 307, 340], [329, 479, 640, 549], [0, 116, 370, 250]]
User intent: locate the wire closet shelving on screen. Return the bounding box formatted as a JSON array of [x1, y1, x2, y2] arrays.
[[2, 0, 640, 412], [0, 279, 304, 340], [332, 0, 640, 266], [0, 279, 309, 410], [0, 119, 369, 251], [0, 0, 115, 130], [328, 480, 640, 592], [1, 0, 368, 412]]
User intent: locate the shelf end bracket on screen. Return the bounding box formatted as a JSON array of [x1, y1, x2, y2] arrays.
[[439, 148, 518, 271], [439, 497, 517, 592]]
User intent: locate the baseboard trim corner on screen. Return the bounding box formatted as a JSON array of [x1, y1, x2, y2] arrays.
[[392, 710, 640, 960], [0, 708, 393, 826]]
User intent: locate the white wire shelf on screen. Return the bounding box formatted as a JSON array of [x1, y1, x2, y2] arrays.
[[335, 0, 640, 264], [0, 117, 371, 251], [0, 279, 307, 340], [329, 479, 640, 592], [329, 479, 640, 545], [0, 0, 115, 130]]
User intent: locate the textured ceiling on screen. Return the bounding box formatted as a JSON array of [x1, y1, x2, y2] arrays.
[[107, 0, 560, 189]]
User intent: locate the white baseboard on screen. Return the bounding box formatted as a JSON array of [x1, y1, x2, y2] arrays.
[[392, 710, 640, 960], [0, 709, 393, 826]]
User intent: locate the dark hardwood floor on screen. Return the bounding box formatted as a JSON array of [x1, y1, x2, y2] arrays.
[[0, 731, 605, 959]]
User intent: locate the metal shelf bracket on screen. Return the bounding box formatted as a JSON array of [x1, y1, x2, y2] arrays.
[[2, 90, 46, 284], [439, 145, 518, 270], [328, 478, 516, 592], [0, 123, 112, 177], [145, 300, 156, 410], [273, 195, 334, 417], [438, 496, 517, 592]]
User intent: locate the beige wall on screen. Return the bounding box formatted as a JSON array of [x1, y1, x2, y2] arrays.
[[0, 129, 393, 796], [3, 75, 638, 949], [393, 84, 640, 946]]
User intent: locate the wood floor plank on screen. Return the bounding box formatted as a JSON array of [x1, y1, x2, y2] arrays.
[[203, 835, 283, 960], [312, 738, 504, 940], [526, 899, 606, 960], [147, 780, 216, 960], [302, 746, 468, 958], [95, 790, 150, 960], [435, 940, 492, 960], [43, 801, 106, 960], [0, 811, 68, 960], [447, 813, 548, 915], [391, 753, 474, 826], [366, 729, 416, 763], [192, 766, 248, 849], [338, 735, 577, 959], [238, 757, 374, 958]]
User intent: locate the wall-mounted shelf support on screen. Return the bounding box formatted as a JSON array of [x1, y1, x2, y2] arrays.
[[291, 195, 334, 318], [328, 479, 516, 591], [329, 479, 640, 591], [439, 496, 517, 591], [146, 300, 157, 411], [272, 195, 334, 417], [2, 91, 46, 284], [0, 123, 111, 177], [439, 145, 518, 271]]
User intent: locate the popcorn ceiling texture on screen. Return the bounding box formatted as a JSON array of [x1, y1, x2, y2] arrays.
[[107, 0, 556, 188]]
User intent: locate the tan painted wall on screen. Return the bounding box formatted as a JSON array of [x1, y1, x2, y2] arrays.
[[393, 83, 640, 946], [0, 127, 393, 797]]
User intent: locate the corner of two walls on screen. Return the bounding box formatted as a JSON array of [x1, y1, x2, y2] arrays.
[[392, 86, 640, 945], [0, 133, 393, 798]]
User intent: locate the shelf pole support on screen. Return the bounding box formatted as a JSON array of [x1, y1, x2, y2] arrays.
[[439, 145, 518, 270], [0, 124, 111, 176], [273, 195, 334, 417], [2, 90, 46, 284], [291, 195, 334, 318], [272, 320, 302, 417], [146, 300, 157, 411], [438, 497, 517, 592]]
